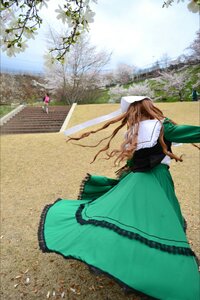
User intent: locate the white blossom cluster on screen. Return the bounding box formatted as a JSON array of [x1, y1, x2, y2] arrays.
[[192, 73, 200, 89], [156, 70, 189, 89], [0, 0, 97, 60], [187, 0, 200, 13], [154, 70, 190, 100], [55, 0, 96, 26], [163, 0, 200, 13], [109, 81, 155, 102], [1, 0, 50, 56], [52, 0, 98, 61]]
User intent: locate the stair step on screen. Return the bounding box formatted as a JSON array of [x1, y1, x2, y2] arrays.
[[1, 105, 70, 134], [1, 128, 61, 133], [2, 125, 62, 129], [6, 120, 65, 123]]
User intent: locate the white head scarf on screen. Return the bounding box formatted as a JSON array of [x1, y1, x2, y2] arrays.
[[120, 96, 152, 113]]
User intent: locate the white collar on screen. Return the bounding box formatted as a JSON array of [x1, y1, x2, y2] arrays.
[[130, 119, 162, 150]]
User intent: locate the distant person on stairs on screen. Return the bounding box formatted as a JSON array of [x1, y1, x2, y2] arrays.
[[42, 93, 50, 114]]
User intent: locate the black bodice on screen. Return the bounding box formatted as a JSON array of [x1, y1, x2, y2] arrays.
[[131, 139, 172, 172]]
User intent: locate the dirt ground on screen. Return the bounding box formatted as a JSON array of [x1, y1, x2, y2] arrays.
[[0, 102, 199, 300]]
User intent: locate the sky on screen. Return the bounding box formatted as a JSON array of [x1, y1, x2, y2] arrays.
[[1, 0, 199, 74]]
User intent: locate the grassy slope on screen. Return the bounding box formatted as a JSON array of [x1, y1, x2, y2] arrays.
[[0, 106, 15, 118], [1, 102, 199, 300]]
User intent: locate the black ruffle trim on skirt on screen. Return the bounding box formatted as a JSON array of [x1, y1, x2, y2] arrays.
[[38, 198, 63, 253], [75, 203, 195, 257], [37, 198, 157, 300], [77, 173, 91, 200]]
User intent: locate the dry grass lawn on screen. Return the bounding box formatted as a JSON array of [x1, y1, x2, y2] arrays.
[[1, 102, 199, 300]]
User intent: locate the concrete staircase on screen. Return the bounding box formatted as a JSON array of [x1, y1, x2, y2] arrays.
[[0, 106, 70, 134]]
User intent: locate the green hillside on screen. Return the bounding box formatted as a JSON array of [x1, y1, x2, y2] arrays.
[[93, 64, 200, 104]]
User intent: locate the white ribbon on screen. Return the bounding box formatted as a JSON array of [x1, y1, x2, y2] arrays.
[[64, 109, 122, 136], [64, 96, 153, 136]]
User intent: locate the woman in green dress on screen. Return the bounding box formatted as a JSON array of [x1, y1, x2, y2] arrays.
[[38, 96, 200, 300]]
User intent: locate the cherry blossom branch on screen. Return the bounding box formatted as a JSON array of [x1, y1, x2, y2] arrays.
[[0, 0, 97, 60]]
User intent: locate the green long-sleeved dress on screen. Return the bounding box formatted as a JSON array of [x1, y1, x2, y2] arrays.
[[38, 119, 200, 300]]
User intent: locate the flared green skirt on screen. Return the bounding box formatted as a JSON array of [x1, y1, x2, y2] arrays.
[[38, 164, 199, 300]]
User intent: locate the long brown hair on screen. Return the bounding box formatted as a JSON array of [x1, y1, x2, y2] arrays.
[[67, 99, 184, 165]]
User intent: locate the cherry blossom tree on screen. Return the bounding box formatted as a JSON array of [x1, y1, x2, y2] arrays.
[[102, 71, 117, 87], [154, 70, 190, 101], [108, 85, 127, 102], [34, 33, 111, 104], [127, 81, 155, 99], [192, 73, 200, 90], [114, 63, 135, 85], [109, 80, 154, 102]]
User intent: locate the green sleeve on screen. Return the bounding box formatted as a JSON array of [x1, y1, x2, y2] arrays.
[[163, 118, 200, 143]]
